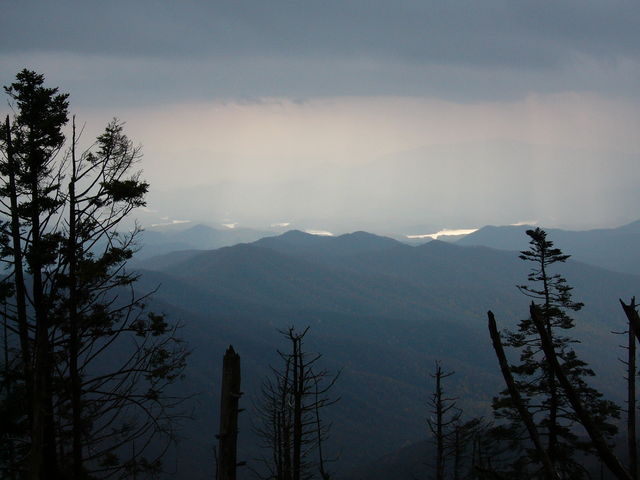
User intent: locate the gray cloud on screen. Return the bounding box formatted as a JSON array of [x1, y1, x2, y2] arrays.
[[2, 1, 639, 103], [1, 49, 637, 109], [4, 1, 638, 64]]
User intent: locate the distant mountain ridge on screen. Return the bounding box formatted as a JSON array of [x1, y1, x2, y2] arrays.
[[136, 219, 640, 275], [457, 219, 640, 274], [137, 223, 277, 259], [253, 229, 405, 260]]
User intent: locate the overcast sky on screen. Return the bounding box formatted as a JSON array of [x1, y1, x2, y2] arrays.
[[2, 1, 640, 234]]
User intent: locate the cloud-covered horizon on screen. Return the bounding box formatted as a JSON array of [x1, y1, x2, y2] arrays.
[[1, 2, 639, 232]]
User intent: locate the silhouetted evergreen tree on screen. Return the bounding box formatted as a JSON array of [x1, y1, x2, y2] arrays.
[[492, 228, 619, 479], [0, 70, 188, 479]]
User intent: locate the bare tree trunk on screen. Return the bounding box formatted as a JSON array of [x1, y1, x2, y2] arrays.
[[292, 334, 302, 480], [541, 262, 559, 468], [5, 116, 34, 476], [531, 304, 632, 480], [434, 365, 445, 480], [621, 299, 640, 346], [547, 344, 559, 469], [28, 126, 57, 480], [620, 298, 638, 479], [281, 357, 292, 480], [68, 116, 83, 480], [630, 318, 637, 480], [3, 116, 30, 384], [487, 311, 558, 480], [254, 327, 337, 480], [217, 346, 242, 480]]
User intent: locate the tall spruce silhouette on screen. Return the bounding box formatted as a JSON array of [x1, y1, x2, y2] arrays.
[[0, 70, 188, 479], [492, 228, 619, 478]]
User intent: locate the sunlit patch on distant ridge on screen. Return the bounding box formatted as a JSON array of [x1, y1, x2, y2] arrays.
[[510, 220, 538, 226], [305, 229, 334, 236], [150, 219, 191, 227], [406, 228, 478, 240]]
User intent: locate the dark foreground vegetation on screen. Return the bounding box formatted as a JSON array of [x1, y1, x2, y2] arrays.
[[0, 71, 188, 479], [2, 71, 639, 480]]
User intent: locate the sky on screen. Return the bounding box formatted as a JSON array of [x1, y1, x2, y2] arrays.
[[2, 1, 640, 235]]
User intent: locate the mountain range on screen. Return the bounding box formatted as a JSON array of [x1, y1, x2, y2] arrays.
[[136, 223, 277, 259], [458, 219, 640, 275], [137, 218, 640, 275], [129, 222, 640, 479]]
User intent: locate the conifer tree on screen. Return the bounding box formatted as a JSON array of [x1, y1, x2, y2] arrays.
[[492, 228, 619, 479], [0, 69, 188, 479]]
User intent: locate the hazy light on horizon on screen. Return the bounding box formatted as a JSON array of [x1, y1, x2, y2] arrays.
[[305, 230, 334, 237], [150, 219, 192, 228], [48, 93, 640, 233], [111, 94, 640, 194], [510, 220, 538, 227], [407, 229, 479, 240], [3, 2, 640, 233]]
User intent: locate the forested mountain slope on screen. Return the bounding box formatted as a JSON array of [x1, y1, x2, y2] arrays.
[[135, 230, 640, 479]]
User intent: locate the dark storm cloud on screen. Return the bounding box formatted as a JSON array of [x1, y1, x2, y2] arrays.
[[3, 1, 639, 68]]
